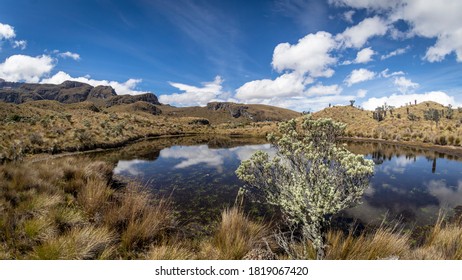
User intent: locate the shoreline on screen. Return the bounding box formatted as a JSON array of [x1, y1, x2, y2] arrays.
[[12, 133, 462, 164], [341, 136, 462, 158], [25, 132, 267, 163]]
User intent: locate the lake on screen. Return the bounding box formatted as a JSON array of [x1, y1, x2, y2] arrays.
[[105, 136, 462, 229]]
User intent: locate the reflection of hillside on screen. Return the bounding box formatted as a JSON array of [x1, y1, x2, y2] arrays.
[[91, 135, 268, 163], [344, 141, 460, 162]]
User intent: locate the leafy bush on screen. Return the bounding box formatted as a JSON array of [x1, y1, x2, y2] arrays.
[[236, 116, 374, 259]]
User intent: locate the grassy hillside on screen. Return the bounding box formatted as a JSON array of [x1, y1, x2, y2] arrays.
[[0, 100, 297, 162], [314, 102, 462, 147], [158, 103, 301, 124]]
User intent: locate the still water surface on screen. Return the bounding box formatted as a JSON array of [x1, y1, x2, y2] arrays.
[[108, 137, 462, 227]]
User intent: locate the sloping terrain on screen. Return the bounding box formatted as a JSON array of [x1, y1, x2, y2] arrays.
[[313, 102, 462, 146], [159, 102, 301, 124]]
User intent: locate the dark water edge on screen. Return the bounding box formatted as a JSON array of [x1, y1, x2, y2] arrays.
[[88, 136, 462, 232]]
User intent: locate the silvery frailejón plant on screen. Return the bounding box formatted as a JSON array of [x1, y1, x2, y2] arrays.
[[236, 116, 374, 259]]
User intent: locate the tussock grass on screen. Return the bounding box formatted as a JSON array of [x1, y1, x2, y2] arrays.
[[204, 207, 270, 260], [408, 216, 462, 260], [326, 225, 410, 260], [0, 158, 175, 259], [2, 157, 462, 260], [146, 242, 196, 260], [77, 178, 113, 218], [30, 226, 115, 260], [114, 186, 175, 252], [0, 100, 287, 162]]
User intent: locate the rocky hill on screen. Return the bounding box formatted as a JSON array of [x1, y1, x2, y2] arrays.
[[158, 102, 301, 124], [0, 80, 160, 106], [0, 80, 300, 124]]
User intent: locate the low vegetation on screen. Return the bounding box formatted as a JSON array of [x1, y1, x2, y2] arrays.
[[1, 115, 461, 260], [315, 102, 462, 149], [0, 158, 175, 259], [1, 98, 462, 259], [0, 154, 460, 260], [0, 101, 281, 162], [236, 116, 374, 259]]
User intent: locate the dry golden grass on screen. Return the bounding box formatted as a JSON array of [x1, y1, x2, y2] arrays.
[[77, 178, 113, 218], [313, 102, 462, 148], [104, 184, 175, 253], [0, 158, 175, 259], [30, 226, 115, 260], [203, 207, 270, 260], [0, 100, 297, 162], [326, 226, 411, 260], [2, 155, 462, 260], [145, 242, 196, 260], [408, 216, 462, 260]]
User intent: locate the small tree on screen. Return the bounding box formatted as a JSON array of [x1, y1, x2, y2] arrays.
[[424, 108, 441, 127], [446, 104, 454, 119], [373, 107, 385, 121], [349, 100, 355, 107], [236, 116, 374, 259]]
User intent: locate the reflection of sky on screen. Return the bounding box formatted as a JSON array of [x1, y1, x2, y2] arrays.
[[375, 155, 415, 175], [113, 159, 147, 176], [427, 180, 462, 208], [159, 144, 273, 170], [113, 141, 462, 227], [345, 153, 462, 226], [160, 145, 226, 170]]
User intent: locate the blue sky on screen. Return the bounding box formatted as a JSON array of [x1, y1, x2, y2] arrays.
[[0, 0, 461, 111]]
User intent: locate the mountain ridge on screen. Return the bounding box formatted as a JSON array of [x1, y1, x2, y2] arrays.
[[0, 80, 160, 106]]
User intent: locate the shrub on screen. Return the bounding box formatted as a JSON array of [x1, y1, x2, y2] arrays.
[[236, 116, 374, 259], [29, 133, 44, 145]]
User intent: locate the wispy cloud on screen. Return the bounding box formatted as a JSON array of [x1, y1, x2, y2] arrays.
[[381, 46, 410, 60], [273, 0, 329, 31], [57, 51, 81, 61], [146, 0, 244, 75]]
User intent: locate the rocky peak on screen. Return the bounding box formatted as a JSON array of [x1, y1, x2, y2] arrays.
[[207, 102, 252, 119]]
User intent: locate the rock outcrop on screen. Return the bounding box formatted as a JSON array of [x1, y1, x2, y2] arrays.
[[104, 93, 159, 107], [0, 80, 160, 106], [207, 102, 253, 119]]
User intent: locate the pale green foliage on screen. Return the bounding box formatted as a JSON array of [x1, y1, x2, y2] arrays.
[[236, 116, 374, 259]]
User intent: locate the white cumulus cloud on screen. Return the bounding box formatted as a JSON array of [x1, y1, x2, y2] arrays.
[[272, 31, 337, 77], [0, 22, 15, 40], [393, 76, 418, 93], [342, 47, 376, 65], [0, 54, 54, 83], [235, 72, 310, 100], [397, 0, 462, 62], [159, 76, 226, 106], [331, 0, 462, 63], [357, 89, 367, 98], [42, 71, 145, 96], [306, 83, 342, 96], [336, 16, 388, 49], [343, 10, 355, 23], [344, 68, 376, 86], [361, 91, 459, 110]]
